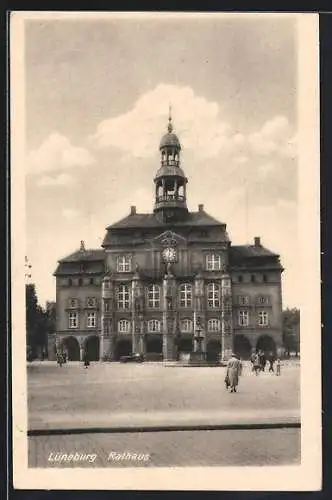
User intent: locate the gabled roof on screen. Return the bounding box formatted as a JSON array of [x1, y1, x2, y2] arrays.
[[58, 248, 105, 263], [106, 210, 224, 231], [229, 244, 283, 270], [230, 245, 279, 259]]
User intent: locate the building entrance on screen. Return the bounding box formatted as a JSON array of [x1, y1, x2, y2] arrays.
[[233, 334, 252, 360], [62, 336, 80, 361], [206, 340, 221, 362], [115, 339, 132, 360], [85, 335, 100, 361]]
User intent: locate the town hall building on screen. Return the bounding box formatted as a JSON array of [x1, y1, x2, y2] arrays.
[[49, 113, 284, 362]]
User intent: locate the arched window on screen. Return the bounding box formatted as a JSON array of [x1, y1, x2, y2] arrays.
[[117, 284, 130, 309], [207, 283, 220, 308], [147, 319, 161, 333], [208, 318, 221, 332], [179, 283, 192, 308], [118, 319, 131, 333], [180, 318, 193, 333], [147, 284, 160, 308]]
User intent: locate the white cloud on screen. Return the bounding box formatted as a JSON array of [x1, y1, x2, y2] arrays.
[[90, 85, 297, 170], [248, 115, 296, 158], [36, 173, 75, 187], [90, 84, 236, 160], [28, 132, 95, 175]]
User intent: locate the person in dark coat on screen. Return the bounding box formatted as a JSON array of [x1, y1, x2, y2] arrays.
[[258, 350, 266, 371], [56, 351, 63, 367], [83, 351, 90, 368], [268, 352, 275, 372]]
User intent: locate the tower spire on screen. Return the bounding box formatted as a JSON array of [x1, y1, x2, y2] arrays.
[[168, 103, 173, 133]]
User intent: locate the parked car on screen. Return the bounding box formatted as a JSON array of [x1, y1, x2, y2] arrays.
[[119, 353, 144, 363]]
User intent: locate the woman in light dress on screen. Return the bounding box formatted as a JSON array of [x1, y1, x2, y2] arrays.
[[225, 353, 242, 393]]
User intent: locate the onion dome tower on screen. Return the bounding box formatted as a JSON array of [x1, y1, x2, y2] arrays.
[[154, 108, 188, 223]]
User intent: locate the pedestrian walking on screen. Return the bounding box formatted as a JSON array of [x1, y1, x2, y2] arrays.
[[83, 351, 90, 368], [226, 353, 242, 393], [268, 352, 275, 373], [253, 352, 261, 375], [56, 351, 63, 367], [238, 358, 243, 376], [276, 358, 281, 376], [258, 350, 266, 372]]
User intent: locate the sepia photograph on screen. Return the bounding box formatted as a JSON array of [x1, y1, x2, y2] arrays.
[[11, 12, 321, 490]]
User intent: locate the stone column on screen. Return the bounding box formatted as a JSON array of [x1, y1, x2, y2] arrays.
[[100, 276, 115, 361], [194, 273, 205, 357], [131, 273, 143, 354], [79, 337, 85, 361], [221, 273, 233, 361], [162, 270, 175, 361], [174, 179, 178, 199], [162, 178, 166, 199]]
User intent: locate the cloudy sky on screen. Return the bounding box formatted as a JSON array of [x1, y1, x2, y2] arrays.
[[24, 13, 299, 307]]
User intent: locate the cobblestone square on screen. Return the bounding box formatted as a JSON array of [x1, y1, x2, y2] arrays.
[[28, 361, 300, 467]]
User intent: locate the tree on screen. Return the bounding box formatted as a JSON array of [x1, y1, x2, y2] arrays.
[[282, 308, 300, 357], [26, 284, 51, 359]]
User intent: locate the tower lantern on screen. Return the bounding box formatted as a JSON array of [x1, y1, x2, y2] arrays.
[[154, 109, 188, 223]]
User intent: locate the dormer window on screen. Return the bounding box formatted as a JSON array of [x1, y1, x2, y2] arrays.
[[117, 255, 132, 273], [206, 253, 221, 271]]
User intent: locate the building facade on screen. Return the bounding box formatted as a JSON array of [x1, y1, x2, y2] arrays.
[[50, 115, 284, 362]]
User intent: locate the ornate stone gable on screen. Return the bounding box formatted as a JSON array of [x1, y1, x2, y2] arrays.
[[152, 230, 187, 249]]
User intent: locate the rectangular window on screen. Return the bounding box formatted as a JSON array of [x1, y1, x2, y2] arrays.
[[179, 284, 192, 308], [238, 310, 249, 327], [258, 311, 269, 326], [147, 285, 160, 308], [117, 285, 130, 309], [87, 312, 96, 328], [257, 296, 269, 305], [104, 299, 110, 312], [117, 255, 132, 273], [207, 283, 220, 308], [206, 253, 221, 271], [238, 295, 249, 306], [68, 312, 78, 329]]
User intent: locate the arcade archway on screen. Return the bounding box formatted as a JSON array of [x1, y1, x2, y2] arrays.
[[233, 334, 252, 360], [207, 340, 221, 362], [146, 336, 163, 354], [256, 335, 277, 357], [85, 335, 100, 361], [115, 339, 132, 360], [177, 337, 193, 353], [62, 336, 80, 361]]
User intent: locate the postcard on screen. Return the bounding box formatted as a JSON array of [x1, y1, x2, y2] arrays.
[[11, 11, 321, 490]]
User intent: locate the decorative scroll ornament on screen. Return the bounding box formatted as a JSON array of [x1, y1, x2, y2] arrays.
[[160, 231, 178, 248]]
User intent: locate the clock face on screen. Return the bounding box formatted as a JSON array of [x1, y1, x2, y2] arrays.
[[162, 247, 177, 262]]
